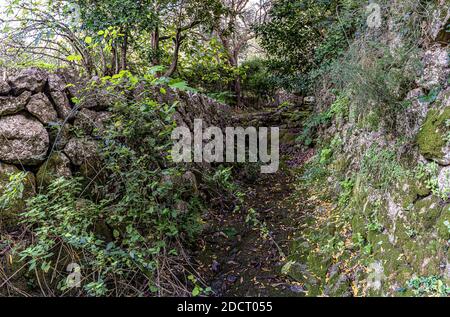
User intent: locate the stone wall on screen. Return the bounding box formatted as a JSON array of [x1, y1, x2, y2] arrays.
[[0, 68, 230, 229], [287, 1, 450, 296]]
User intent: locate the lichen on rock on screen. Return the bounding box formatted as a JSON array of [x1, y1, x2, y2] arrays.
[[26, 92, 58, 124], [0, 91, 31, 116], [0, 114, 49, 165], [8, 68, 47, 94], [63, 137, 99, 166]]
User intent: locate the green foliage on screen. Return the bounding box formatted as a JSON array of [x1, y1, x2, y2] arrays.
[[331, 42, 420, 131], [360, 146, 409, 189], [419, 87, 441, 104], [0, 172, 27, 210], [245, 208, 269, 238], [338, 178, 354, 207], [407, 276, 450, 297], [415, 162, 448, 200], [188, 274, 212, 297], [366, 213, 383, 233], [319, 148, 333, 165], [257, 0, 364, 92], [297, 92, 349, 146], [6, 74, 237, 296], [257, 0, 358, 74], [298, 155, 329, 187], [179, 36, 239, 99], [240, 58, 277, 101], [352, 233, 372, 256]]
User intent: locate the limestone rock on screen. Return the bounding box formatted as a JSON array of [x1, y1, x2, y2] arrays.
[[26, 93, 58, 124], [416, 46, 449, 90], [429, 4, 450, 43], [8, 68, 47, 94], [48, 74, 73, 120], [78, 87, 113, 111], [0, 114, 49, 165], [0, 91, 31, 116], [36, 152, 72, 189], [63, 138, 99, 166], [0, 80, 11, 95]]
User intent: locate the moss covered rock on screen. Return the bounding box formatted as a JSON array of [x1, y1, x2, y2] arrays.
[[411, 196, 444, 231], [36, 152, 72, 189], [417, 107, 450, 165], [393, 174, 431, 209]]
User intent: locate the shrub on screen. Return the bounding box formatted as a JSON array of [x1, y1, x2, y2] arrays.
[[3, 76, 237, 296]]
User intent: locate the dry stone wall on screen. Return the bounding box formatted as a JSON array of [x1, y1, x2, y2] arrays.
[[0, 68, 230, 229]]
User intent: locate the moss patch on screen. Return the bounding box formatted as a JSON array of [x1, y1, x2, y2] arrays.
[[417, 107, 450, 161], [36, 152, 72, 189]]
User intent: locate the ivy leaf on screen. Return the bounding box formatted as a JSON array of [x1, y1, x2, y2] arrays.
[[192, 286, 201, 296], [67, 54, 82, 62]]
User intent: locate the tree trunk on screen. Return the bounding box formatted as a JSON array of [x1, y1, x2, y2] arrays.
[[228, 52, 242, 108], [234, 76, 242, 107], [164, 31, 182, 78], [120, 32, 128, 71], [151, 28, 160, 66]]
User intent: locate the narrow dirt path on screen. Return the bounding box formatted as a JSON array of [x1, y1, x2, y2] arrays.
[[195, 166, 312, 297]]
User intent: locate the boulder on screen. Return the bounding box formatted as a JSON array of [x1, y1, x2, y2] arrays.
[[274, 89, 303, 107], [26, 93, 58, 124], [0, 162, 36, 229], [36, 152, 72, 189], [8, 68, 47, 94], [0, 114, 49, 165], [78, 87, 113, 111], [48, 74, 73, 120], [0, 91, 31, 116], [63, 138, 99, 166], [0, 80, 11, 95]]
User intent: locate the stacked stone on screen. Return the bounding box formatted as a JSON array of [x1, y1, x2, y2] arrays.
[[0, 68, 108, 228], [0, 68, 232, 228]]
